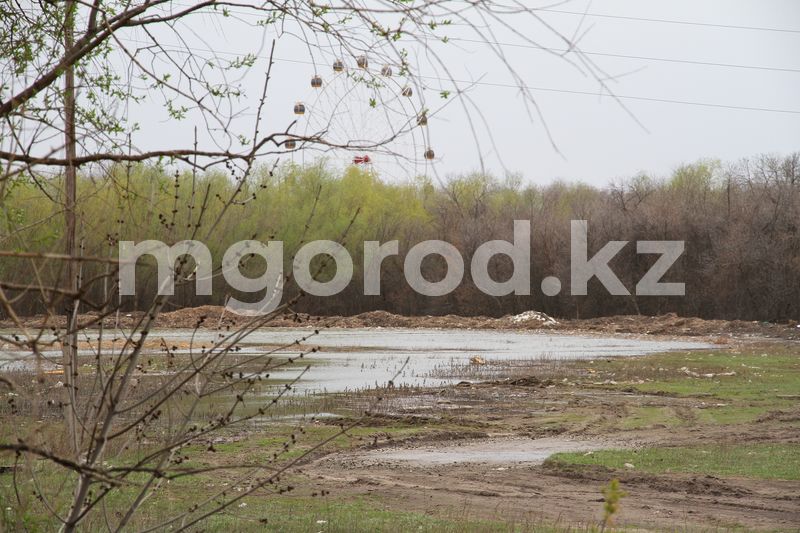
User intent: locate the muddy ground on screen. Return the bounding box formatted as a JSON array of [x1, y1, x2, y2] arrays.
[[297, 366, 800, 531], [2, 307, 799, 530]]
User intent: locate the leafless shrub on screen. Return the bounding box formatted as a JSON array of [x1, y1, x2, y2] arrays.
[[0, 1, 614, 529]]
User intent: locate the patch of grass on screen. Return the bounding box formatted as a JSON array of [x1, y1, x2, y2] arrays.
[[693, 404, 772, 425], [0, 473, 514, 532], [536, 412, 590, 432], [612, 348, 800, 403], [548, 443, 800, 480], [198, 496, 511, 532], [0, 419, 438, 531], [568, 345, 800, 432], [176, 422, 429, 466], [619, 406, 683, 429]]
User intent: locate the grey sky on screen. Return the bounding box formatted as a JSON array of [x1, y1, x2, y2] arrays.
[[126, 1, 800, 186]]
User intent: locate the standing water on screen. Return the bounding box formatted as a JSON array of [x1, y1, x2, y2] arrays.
[[0, 328, 712, 393], [161, 327, 710, 393]]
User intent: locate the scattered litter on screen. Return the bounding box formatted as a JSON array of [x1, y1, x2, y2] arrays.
[[624, 463, 635, 469], [680, 367, 736, 378], [469, 356, 487, 366]]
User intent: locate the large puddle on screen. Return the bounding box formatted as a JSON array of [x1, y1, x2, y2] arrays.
[[355, 437, 608, 465], [1, 327, 711, 393]]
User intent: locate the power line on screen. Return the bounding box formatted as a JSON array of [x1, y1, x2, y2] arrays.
[[169, 1, 800, 35], [118, 38, 800, 116], [160, 2, 800, 73], [449, 37, 800, 74], [268, 57, 800, 116], [436, 77, 800, 115], [534, 8, 800, 34]]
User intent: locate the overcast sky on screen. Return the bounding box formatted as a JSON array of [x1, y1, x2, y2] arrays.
[[125, 1, 800, 186]]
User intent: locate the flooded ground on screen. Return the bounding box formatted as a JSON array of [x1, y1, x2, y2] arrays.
[[217, 328, 711, 392], [1, 327, 712, 392], [302, 338, 800, 531], [352, 437, 607, 465], [1, 324, 796, 531]]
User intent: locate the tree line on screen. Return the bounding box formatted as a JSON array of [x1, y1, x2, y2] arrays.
[[2, 152, 798, 321]]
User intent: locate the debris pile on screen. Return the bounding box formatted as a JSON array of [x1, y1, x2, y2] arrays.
[[508, 311, 559, 326]]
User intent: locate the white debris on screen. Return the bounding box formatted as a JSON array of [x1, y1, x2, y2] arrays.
[[680, 367, 736, 378], [509, 311, 558, 326], [624, 463, 635, 469]]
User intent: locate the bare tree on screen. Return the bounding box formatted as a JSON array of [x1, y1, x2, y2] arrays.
[[0, 1, 621, 529]]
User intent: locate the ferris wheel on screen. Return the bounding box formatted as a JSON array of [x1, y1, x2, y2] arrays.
[[284, 55, 436, 180]]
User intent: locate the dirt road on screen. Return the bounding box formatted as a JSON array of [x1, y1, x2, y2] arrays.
[[309, 442, 799, 531], [303, 406, 800, 530]]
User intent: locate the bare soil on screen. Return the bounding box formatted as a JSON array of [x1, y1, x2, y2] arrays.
[[299, 378, 800, 531], [308, 449, 799, 531]]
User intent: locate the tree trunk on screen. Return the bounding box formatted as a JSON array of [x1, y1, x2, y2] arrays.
[[62, 8, 93, 530], [62, 0, 79, 459]]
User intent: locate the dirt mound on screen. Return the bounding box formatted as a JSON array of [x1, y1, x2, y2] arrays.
[[2, 307, 798, 339], [330, 310, 562, 330], [571, 312, 800, 338], [542, 462, 752, 497], [157, 305, 230, 327], [504, 376, 555, 388], [331, 311, 417, 328]]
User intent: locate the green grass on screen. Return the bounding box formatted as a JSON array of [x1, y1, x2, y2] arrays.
[[615, 349, 800, 402], [548, 443, 800, 480], [198, 497, 513, 532], [577, 346, 800, 432], [0, 475, 516, 532], [693, 404, 772, 425], [536, 412, 591, 432], [619, 406, 683, 429], [0, 422, 440, 531]]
